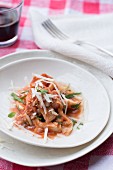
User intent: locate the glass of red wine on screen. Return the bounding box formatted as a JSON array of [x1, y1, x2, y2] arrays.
[[0, 0, 23, 47]]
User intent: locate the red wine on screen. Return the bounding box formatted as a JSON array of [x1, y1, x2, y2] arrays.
[[0, 7, 19, 42]]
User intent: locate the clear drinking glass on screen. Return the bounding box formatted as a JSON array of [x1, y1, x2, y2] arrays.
[[0, 0, 23, 47]]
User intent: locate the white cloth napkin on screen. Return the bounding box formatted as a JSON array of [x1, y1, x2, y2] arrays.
[[30, 9, 113, 78]]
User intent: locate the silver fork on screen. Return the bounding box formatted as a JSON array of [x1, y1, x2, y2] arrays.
[[42, 19, 113, 57]]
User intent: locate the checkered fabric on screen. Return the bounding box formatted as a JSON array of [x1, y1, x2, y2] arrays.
[[1, 0, 113, 57], [0, 0, 113, 170]]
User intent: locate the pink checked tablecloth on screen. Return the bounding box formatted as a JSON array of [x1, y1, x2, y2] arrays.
[[0, 0, 113, 170]]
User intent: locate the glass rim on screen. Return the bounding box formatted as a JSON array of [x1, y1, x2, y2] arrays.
[[0, 0, 24, 13]]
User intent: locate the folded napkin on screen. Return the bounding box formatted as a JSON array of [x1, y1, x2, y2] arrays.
[[30, 10, 113, 78]]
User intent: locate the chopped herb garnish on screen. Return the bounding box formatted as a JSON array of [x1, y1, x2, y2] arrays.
[[71, 103, 81, 110], [20, 95, 26, 99], [77, 122, 84, 130], [36, 87, 48, 94], [11, 93, 24, 103], [56, 115, 61, 119], [8, 112, 16, 118], [40, 89, 48, 94], [36, 116, 45, 122], [36, 87, 40, 91], [58, 122, 63, 125], [79, 122, 83, 126], [37, 117, 42, 121], [21, 90, 29, 94], [71, 119, 77, 126], [65, 92, 81, 99], [17, 105, 20, 110]]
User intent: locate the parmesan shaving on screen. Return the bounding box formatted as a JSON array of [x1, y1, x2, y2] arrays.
[[9, 80, 20, 90], [17, 104, 24, 110], [41, 90, 58, 103], [51, 82, 66, 106], [0, 114, 14, 131], [47, 94, 58, 98], [32, 112, 37, 116], [35, 92, 47, 114], [61, 94, 68, 114], [25, 114, 32, 125], [35, 80, 44, 88], [49, 108, 58, 115], [36, 79, 66, 106], [44, 127, 48, 143], [31, 88, 36, 98], [10, 80, 14, 89], [31, 87, 47, 114], [7, 122, 14, 131], [44, 93, 52, 103]]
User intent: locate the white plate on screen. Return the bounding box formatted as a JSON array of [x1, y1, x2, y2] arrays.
[[0, 50, 112, 166], [0, 54, 110, 148]]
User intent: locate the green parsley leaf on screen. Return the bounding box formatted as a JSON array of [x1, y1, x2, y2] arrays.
[[71, 103, 81, 110], [58, 122, 63, 125], [21, 90, 29, 94], [77, 126, 80, 130], [20, 96, 26, 99], [71, 119, 77, 126], [36, 87, 48, 94], [56, 115, 61, 119], [11, 93, 24, 103], [37, 117, 42, 121], [8, 112, 16, 118], [36, 116, 45, 122], [79, 122, 83, 126], [65, 92, 81, 99], [77, 122, 84, 130], [40, 89, 48, 94]]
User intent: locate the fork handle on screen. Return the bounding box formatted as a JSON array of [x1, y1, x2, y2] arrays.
[[75, 40, 113, 57]]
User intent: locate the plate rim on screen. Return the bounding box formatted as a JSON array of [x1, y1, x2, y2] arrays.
[[0, 50, 112, 167], [0, 56, 110, 148]]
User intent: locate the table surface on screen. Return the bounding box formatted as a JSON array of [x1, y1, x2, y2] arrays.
[[0, 0, 113, 170]]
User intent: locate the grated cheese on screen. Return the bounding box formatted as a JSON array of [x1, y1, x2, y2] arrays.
[[31, 77, 67, 115], [35, 80, 44, 88], [61, 94, 68, 114], [10, 80, 14, 89], [31, 88, 47, 114], [44, 127, 48, 143], [32, 112, 37, 116], [36, 79, 66, 106], [49, 109, 58, 116], [51, 82, 66, 106], [44, 93, 52, 103], [17, 104, 24, 110], [31, 88, 36, 98], [35, 92, 47, 114], [25, 114, 32, 125], [9, 80, 20, 90]]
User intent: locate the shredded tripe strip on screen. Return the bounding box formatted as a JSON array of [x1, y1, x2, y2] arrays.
[[33, 74, 54, 82]]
